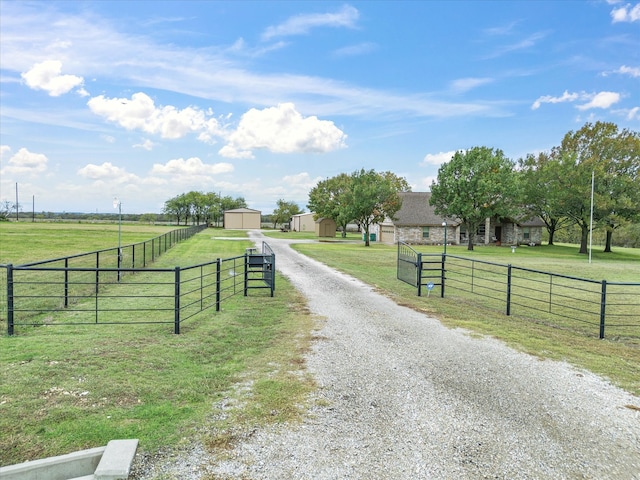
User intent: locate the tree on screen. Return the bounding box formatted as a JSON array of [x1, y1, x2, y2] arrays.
[[139, 213, 157, 224], [0, 200, 14, 221], [518, 152, 574, 245], [163, 192, 247, 227], [430, 147, 519, 251], [163, 194, 189, 225], [552, 122, 640, 254], [272, 199, 303, 229], [201, 192, 219, 226], [346, 169, 408, 246], [307, 173, 353, 237], [308, 170, 408, 244]]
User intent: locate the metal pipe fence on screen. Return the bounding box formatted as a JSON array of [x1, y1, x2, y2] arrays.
[[2, 241, 275, 335], [0, 224, 206, 325], [397, 242, 640, 340]]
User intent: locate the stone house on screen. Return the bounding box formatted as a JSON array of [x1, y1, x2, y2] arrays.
[[376, 192, 545, 246]]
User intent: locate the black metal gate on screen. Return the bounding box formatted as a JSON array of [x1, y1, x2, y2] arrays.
[[245, 241, 275, 296], [397, 242, 445, 297]]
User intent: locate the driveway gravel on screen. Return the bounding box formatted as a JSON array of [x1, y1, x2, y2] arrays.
[[133, 233, 640, 479]]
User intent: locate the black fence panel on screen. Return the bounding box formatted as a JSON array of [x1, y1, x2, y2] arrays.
[[398, 248, 640, 340], [2, 233, 276, 335]]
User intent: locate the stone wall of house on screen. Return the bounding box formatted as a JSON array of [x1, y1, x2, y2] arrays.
[[523, 227, 542, 245], [502, 224, 516, 245], [501, 224, 542, 245], [397, 226, 457, 245]]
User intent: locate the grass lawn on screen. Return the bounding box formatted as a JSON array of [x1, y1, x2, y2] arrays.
[[0, 222, 177, 265], [261, 229, 363, 242], [0, 225, 315, 466], [292, 241, 640, 396]]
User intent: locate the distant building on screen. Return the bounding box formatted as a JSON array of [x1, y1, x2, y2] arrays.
[[291, 212, 316, 232], [315, 217, 337, 237], [224, 208, 261, 229]]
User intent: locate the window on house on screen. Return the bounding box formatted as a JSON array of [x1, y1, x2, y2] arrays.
[[477, 225, 486, 236], [523, 227, 530, 240], [422, 227, 430, 238]]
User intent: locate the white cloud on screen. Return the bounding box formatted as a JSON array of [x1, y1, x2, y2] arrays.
[[282, 172, 323, 191], [421, 151, 456, 166], [217, 145, 255, 160], [627, 107, 640, 120], [450, 77, 493, 93], [1, 147, 48, 175], [611, 3, 640, 22], [218, 103, 347, 159], [531, 90, 579, 110], [77, 162, 139, 183], [21, 60, 84, 96], [485, 31, 548, 59], [133, 139, 157, 151], [333, 42, 377, 57], [616, 65, 640, 77], [150, 157, 234, 176], [262, 5, 359, 41], [576, 91, 621, 110], [532, 90, 621, 111], [483, 21, 520, 36], [627, 106, 640, 120], [87, 92, 225, 140], [416, 176, 438, 191], [0, 145, 11, 159]]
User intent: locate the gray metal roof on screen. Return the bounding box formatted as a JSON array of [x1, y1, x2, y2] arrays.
[[393, 192, 459, 226]]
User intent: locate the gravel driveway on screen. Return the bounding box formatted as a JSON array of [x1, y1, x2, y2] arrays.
[[136, 233, 640, 479]]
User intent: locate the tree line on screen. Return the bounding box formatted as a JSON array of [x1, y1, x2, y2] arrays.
[[431, 121, 639, 252], [163, 191, 247, 226], [304, 121, 639, 252]]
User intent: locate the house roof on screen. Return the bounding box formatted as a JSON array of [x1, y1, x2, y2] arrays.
[[388, 192, 545, 228], [516, 216, 546, 227], [392, 192, 459, 226], [315, 217, 336, 224]]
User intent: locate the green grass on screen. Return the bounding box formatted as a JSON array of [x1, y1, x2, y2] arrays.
[[292, 241, 640, 396], [0, 222, 176, 265], [0, 227, 316, 466], [261, 229, 363, 242]]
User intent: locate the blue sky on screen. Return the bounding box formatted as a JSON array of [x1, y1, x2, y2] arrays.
[[1, 1, 638, 215]]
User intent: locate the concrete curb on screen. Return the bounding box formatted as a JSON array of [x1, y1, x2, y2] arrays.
[[95, 439, 139, 480], [0, 439, 138, 480]]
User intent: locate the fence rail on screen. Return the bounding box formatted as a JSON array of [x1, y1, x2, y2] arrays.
[[397, 242, 640, 340], [2, 227, 275, 334]]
